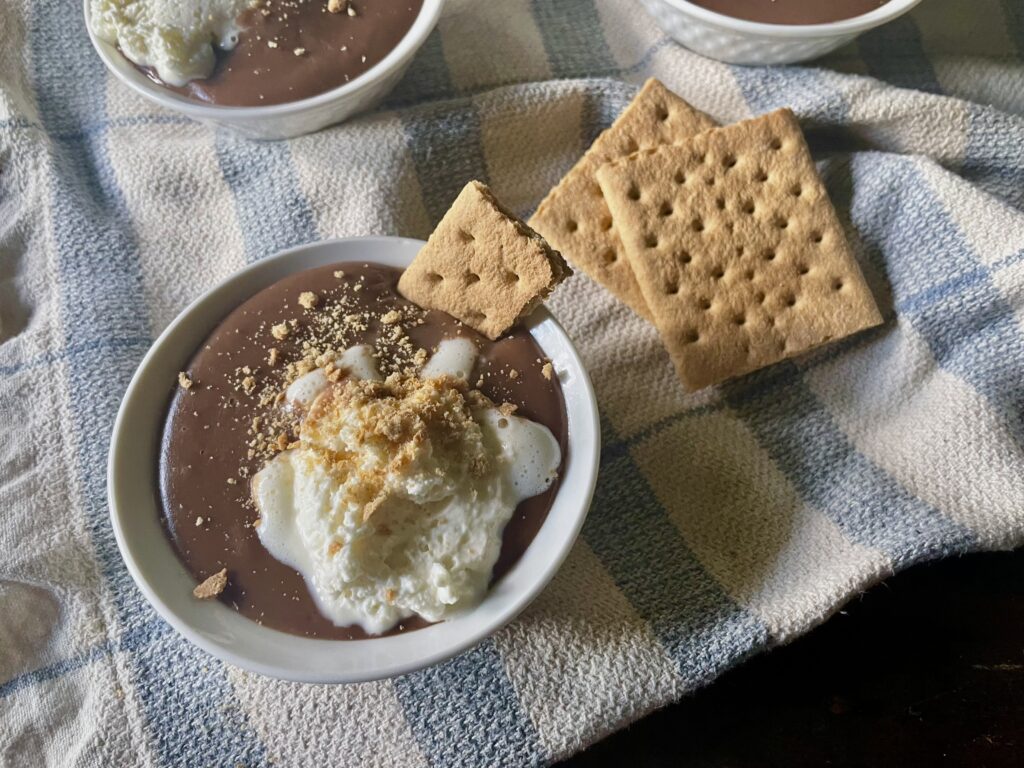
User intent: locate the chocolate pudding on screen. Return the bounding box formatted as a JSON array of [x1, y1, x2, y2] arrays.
[[159, 263, 568, 639], [688, 0, 891, 25], [139, 0, 422, 106]]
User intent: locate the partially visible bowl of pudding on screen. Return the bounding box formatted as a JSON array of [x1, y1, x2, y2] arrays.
[[84, 0, 444, 139], [640, 0, 923, 65], [107, 236, 600, 683]]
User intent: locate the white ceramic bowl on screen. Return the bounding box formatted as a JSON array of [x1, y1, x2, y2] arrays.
[[85, 0, 444, 139], [107, 236, 600, 683], [639, 0, 923, 65]]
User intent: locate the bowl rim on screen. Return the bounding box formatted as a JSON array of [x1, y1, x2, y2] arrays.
[[106, 236, 601, 683], [84, 0, 445, 117], [650, 0, 924, 37]]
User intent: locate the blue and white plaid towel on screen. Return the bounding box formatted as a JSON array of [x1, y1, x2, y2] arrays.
[[3, 0, 1024, 765]]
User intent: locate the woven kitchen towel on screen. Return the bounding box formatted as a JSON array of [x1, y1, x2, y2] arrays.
[[3, 0, 1024, 765]]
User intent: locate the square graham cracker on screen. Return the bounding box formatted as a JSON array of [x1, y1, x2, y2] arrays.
[[528, 78, 716, 322], [596, 108, 882, 391], [398, 180, 571, 340]]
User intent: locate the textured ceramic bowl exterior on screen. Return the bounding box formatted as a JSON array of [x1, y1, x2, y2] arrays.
[[85, 0, 443, 139], [107, 237, 601, 683], [639, 0, 923, 65]]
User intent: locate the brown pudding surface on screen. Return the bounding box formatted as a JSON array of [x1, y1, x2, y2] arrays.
[[159, 262, 568, 639], [688, 0, 890, 24], [143, 0, 423, 106]]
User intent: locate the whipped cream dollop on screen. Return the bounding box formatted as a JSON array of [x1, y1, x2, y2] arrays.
[[251, 340, 562, 634], [89, 0, 256, 86]]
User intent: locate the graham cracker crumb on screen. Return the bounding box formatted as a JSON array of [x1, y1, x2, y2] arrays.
[[178, 372, 194, 390], [380, 310, 401, 325], [267, 347, 280, 366], [499, 402, 518, 417], [195, 516, 205, 526], [298, 291, 319, 310], [193, 568, 228, 600], [327, 0, 343, 12], [508, 368, 519, 380], [226, 477, 237, 486], [293, 47, 307, 57], [333, 269, 346, 279], [541, 362, 553, 380], [271, 323, 290, 340], [241, 376, 256, 395]]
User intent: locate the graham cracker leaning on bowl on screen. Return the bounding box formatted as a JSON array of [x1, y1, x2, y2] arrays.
[[529, 78, 716, 321], [595, 108, 882, 391], [398, 180, 571, 340]]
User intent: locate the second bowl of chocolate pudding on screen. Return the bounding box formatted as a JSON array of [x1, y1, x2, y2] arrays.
[[639, 0, 923, 65], [85, 0, 444, 139], [107, 236, 600, 683]]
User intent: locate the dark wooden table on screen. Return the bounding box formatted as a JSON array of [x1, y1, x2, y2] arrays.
[[561, 549, 1024, 767]]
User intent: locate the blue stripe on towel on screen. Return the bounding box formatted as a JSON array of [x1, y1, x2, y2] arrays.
[[720, 61, 975, 568], [401, 99, 491, 223], [385, 29, 457, 107], [215, 131, 318, 261], [532, 0, 618, 78], [586, 418, 768, 682], [857, 15, 943, 95], [393, 91, 546, 763], [850, 154, 1024, 437], [731, 66, 849, 122], [26, 4, 267, 764], [962, 104, 1024, 212], [725, 366, 977, 565], [393, 639, 547, 768]]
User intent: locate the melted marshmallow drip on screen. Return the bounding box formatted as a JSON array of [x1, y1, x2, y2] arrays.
[[285, 344, 380, 408], [421, 338, 479, 380], [477, 409, 561, 499]]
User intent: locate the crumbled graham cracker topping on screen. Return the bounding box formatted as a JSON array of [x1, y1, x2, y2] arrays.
[[302, 374, 492, 522], [193, 568, 228, 599]]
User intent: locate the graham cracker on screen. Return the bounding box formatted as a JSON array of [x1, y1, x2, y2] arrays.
[[529, 78, 716, 321], [193, 568, 228, 599], [398, 181, 571, 340], [595, 108, 882, 391]]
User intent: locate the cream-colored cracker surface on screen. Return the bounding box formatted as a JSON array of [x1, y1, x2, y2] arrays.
[[529, 78, 715, 321], [596, 108, 882, 391], [399, 181, 571, 340]]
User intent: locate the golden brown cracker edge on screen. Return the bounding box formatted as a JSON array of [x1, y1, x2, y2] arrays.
[[529, 78, 716, 321], [596, 108, 882, 391], [399, 181, 571, 340]]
